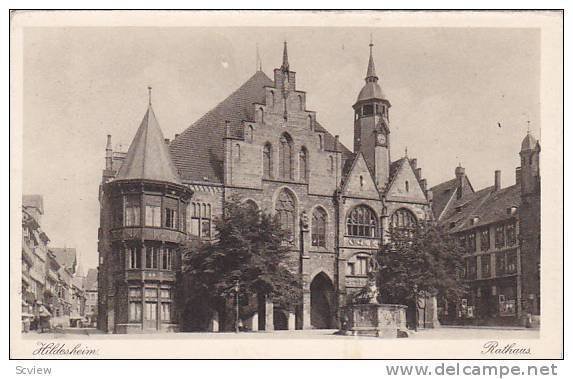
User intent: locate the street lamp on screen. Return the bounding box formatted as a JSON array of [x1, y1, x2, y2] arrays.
[[413, 284, 418, 332], [234, 280, 240, 333]]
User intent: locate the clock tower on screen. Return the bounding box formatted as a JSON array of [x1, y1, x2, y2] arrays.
[[353, 41, 391, 189]]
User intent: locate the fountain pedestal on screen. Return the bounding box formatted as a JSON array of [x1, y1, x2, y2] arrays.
[[340, 303, 408, 338]]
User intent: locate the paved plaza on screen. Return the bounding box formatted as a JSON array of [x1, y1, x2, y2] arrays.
[[24, 326, 539, 340]]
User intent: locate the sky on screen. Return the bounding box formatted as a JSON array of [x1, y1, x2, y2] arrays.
[[22, 26, 540, 271]]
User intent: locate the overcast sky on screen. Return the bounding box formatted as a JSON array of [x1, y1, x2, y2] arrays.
[[22, 26, 540, 271]]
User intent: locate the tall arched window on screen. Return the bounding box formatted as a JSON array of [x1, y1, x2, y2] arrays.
[[263, 143, 272, 178], [279, 133, 294, 180], [312, 207, 327, 247], [244, 125, 254, 143], [299, 148, 308, 182], [390, 208, 418, 237], [270, 91, 275, 107], [318, 134, 324, 150], [258, 107, 264, 124], [275, 189, 296, 242], [308, 115, 313, 130], [298, 95, 304, 110], [346, 205, 378, 237]]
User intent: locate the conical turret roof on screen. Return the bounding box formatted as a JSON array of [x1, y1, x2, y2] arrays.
[[356, 42, 386, 104], [521, 131, 538, 152], [115, 105, 181, 184]]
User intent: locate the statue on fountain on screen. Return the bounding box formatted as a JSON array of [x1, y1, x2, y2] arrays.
[[352, 256, 381, 305]]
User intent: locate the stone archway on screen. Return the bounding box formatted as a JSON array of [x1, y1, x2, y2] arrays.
[[310, 272, 335, 329]]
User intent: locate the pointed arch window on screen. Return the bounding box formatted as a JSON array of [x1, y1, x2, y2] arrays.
[[275, 189, 296, 242], [346, 205, 378, 238], [299, 148, 308, 182], [298, 95, 304, 110], [244, 125, 254, 143], [263, 143, 272, 178], [389, 208, 418, 238], [258, 107, 264, 124], [318, 134, 324, 150], [312, 207, 327, 247], [270, 91, 275, 107], [279, 133, 294, 180]]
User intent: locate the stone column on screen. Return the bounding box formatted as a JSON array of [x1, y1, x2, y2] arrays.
[[288, 312, 296, 330], [265, 298, 274, 331], [208, 311, 219, 332], [302, 290, 312, 329], [250, 313, 259, 331]]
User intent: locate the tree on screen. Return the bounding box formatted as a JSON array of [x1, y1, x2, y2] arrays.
[[376, 224, 467, 306], [180, 197, 302, 326]]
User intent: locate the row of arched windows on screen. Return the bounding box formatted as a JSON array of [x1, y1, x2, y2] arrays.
[[267, 91, 305, 111], [269, 189, 419, 246]]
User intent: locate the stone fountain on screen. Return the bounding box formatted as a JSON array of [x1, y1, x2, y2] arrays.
[[339, 260, 408, 338]]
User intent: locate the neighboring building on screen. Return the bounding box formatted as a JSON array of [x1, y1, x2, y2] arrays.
[[52, 247, 78, 327], [22, 195, 51, 330], [431, 133, 540, 326], [84, 268, 98, 326], [71, 276, 87, 327], [98, 41, 435, 333]]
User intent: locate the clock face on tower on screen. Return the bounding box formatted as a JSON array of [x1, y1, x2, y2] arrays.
[[376, 132, 386, 146]]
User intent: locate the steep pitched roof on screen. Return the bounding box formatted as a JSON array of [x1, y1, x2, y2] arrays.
[[169, 71, 272, 183], [430, 178, 459, 220], [439, 184, 521, 233], [115, 106, 181, 184], [22, 195, 44, 214], [51, 247, 77, 274], [85, 268, 98, 291], [169, 71, 352, 183]]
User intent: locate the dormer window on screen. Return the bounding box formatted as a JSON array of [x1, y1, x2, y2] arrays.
[[471, 216, 479, 225]]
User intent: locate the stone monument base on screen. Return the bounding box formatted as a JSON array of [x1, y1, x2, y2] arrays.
[[339, 303, 408, 338]]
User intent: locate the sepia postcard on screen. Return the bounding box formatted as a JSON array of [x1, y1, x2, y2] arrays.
[[9, 10, 563, 359]]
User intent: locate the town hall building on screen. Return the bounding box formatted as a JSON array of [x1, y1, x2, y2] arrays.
[[97, 41, 438, 333]]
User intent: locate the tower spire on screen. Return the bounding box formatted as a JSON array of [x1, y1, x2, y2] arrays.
[[366, 38, 378, 82], [281, 41, 289, 71], [256, 43, 262, 72]]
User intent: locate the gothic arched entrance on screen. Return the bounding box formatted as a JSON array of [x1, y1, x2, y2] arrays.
[[310, 272, 335, 329]]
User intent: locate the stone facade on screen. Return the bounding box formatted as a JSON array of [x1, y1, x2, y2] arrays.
[[97, 42, 434, 333]]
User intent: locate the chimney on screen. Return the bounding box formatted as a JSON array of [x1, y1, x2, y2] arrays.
[[105, 134, 113, 170], [455, 165, 465, 199], [334, 135, 340, 152], [515, 167, 522, 186], [420, 178, 427, 191], [225, 120, 231, 138], [164, 138, 170, 145], [494, 170, 501, 191], [426, 189, 433, 202], [415, 168, 422, 179], [411, 158, 417, 170]]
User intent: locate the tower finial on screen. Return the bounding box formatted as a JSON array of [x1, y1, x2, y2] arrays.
[[526, 119, 531, 134], [256, 43, 262, 72], [147, 86, 152, 106], [281, 41, 289, 71], [366, 38, 377, 81], [405, 146, 408, 158]]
